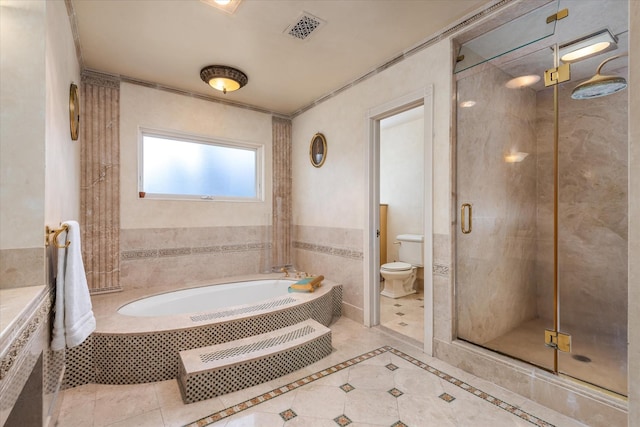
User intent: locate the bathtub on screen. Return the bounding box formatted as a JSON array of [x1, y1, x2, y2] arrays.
[[118, 279, 297, 317], [64, 274, 342, 387]]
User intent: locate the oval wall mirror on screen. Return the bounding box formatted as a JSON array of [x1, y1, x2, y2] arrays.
[[309, 132, 327, 168]]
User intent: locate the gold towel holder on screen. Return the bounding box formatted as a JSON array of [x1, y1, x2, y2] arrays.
[[45, 224, 70, 248]]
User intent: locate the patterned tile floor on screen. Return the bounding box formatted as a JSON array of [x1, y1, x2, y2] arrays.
[[55, 317, 589, 427], [380, 291, 424, 343]]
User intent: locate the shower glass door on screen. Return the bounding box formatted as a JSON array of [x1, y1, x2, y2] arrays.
[[555, 36, 628, 395], [455, 44, 555, 374], [455, 0, 628, 396]]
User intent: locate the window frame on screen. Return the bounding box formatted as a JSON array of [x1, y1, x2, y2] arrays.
[[138, 127, 264, 202]]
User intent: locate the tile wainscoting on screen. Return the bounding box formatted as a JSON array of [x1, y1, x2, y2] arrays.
[[293, 225, 364, 323], [119, 226, 272, 290]]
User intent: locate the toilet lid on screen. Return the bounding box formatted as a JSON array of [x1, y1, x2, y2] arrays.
[[381, 262, 412, 271]]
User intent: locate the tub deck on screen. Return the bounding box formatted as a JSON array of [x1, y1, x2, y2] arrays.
[[63, 274, 342, 388], [91, 273, 335, 333]]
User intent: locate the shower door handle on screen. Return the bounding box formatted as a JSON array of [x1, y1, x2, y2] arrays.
[[461, 203, 472, 234]]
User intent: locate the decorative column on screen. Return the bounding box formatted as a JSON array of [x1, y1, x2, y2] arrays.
[[80, 71, 121, 293], [272, 117, 292, 268]]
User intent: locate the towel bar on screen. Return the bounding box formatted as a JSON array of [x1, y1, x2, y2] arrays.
[[45, 224, 70, 248]]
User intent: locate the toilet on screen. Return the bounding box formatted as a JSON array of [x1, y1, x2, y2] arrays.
[[380, 234, 423, 299]]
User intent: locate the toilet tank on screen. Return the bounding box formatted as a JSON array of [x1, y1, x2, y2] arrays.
[[397, 234, 423, 266]]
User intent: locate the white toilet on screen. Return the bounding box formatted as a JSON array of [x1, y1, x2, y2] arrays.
[[380, 234, 423, 299]]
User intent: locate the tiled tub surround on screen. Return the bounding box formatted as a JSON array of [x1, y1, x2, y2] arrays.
[[293, 225, 364, 323], [64, 274, 342, 388], [119, 226, 273, 290]]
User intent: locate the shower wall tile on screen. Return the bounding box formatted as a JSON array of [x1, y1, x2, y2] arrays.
[[455, 62, 539, 344], [293, 225, 363, 322]]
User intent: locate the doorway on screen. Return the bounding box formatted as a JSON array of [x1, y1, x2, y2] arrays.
[[379, 106, 425, 343], [365, 88, 434, 354]]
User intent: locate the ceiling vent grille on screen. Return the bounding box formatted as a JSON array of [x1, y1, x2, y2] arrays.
[[285, 12, 326, 40]]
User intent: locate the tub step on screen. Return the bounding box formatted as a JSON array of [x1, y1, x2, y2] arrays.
[[178, 319, 332, 403]]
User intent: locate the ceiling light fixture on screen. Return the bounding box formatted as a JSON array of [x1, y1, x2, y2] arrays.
[[200, 65, 248, 94], [559, 29, 618, 63], [199, 0, 242, 15]]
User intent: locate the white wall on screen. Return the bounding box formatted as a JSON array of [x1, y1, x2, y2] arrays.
[[0, 0, 46, 250], [0, 0, 80, 289], [380, 114, 424, 262], [292, 40, 451, 234], [119, 83, 273, 229], [45, 0, 82, 227]]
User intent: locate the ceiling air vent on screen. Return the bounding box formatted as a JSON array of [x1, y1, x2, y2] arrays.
[[284, 12, 326, 41]]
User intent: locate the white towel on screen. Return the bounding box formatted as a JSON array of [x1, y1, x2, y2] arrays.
[[51, 220, 96, 351]]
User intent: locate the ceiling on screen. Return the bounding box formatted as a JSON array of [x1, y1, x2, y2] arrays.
[[71, 0, 491, 116]]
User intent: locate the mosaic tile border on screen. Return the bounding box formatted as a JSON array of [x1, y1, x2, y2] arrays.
[[293, 241, 363, 260], [0, 290, 51, 422], [121, 242, 270, 261], [0, 290, 50, 381], [185, 345, 556, 427], [433, 263, 450, 277]]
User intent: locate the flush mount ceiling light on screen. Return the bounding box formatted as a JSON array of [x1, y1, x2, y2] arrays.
[[559, 29, 618, 63], [199, 0, 242, 14], [200, 65, 248, 94]]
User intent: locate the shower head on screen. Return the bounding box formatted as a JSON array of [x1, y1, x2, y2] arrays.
[[571, 53, 628, 100]]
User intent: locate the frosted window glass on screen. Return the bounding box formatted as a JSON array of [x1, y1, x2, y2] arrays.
[[142, 134, 258, 200]]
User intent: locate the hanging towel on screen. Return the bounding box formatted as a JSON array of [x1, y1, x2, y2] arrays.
[[51, 220, 96, 351]]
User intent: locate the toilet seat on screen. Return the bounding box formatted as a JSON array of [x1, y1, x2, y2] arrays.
[[381, 262, 412, 272]]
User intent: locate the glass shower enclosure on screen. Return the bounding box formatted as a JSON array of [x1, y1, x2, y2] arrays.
[[454, 0, 628, 396]]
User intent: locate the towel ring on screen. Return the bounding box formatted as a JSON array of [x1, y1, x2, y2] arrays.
[[45, 224, 70, 248]]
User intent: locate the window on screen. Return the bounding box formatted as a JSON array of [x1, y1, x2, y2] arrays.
[[140, 129, 262, 201]]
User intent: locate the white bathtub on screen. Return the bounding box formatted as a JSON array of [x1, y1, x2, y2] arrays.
[[118, 279, 297, 317]]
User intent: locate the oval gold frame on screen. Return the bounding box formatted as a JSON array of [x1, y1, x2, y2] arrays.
[[69, 83, 80, 141], [309, 132, 327, 168]]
